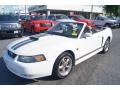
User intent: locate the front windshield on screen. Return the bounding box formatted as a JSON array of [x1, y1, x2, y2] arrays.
[[56, 15, 69, 19], [0, 15, 19, 21], [107, 16, 116, 20], [102, 16, 110, 20], [31, 15, 46, 20], [48, 15, 69, 20], [47, 22, 84, 38]]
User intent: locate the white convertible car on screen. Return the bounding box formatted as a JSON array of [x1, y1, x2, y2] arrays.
[[3, 20, 112, 79]]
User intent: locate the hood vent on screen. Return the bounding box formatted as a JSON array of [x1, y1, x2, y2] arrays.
[[29, 36, 39, 41]]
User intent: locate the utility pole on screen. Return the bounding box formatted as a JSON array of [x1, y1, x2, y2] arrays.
[[25, 5, 27, 17], [2, 8, 5, 15], [90, 5, 93, 19]]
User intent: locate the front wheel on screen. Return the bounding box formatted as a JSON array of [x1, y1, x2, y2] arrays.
[[101, 38, 110, 53], [52, 52, 74, 79]]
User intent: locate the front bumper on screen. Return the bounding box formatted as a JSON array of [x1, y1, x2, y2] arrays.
[[34, 26, 51, 32], [0, 29, 22, 36], [110, 23, 119, 28], [3, 50, 53, 79]]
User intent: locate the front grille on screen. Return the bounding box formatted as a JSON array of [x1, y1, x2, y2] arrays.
[[1, 24, 17, 30], [8, 50, 17, 58], [40, 22, 52, 27]]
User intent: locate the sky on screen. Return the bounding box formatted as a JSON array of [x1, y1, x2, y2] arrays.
[[0, 5, 30, 14]]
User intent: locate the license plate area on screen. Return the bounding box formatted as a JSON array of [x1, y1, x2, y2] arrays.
[[14, 31, 18, 34]]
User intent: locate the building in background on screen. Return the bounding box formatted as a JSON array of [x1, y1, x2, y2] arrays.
[[28, 5, 104, 19], [0, 5, 29, 15]]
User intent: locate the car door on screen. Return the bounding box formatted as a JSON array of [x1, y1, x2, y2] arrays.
[[75, 27, 102, 60], [96, 17, 102, 26]]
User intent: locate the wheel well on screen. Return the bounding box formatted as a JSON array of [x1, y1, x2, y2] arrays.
[[107, 36, 111, 41], [63, 50, 75, 65], [105, 23, 110, 27], [52, 50, 75, 75], [105, 23, 110, 25]]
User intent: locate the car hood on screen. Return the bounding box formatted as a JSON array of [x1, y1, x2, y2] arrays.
[[31, 20, 52, 24], [7, 33, 73, 56], [106, 20, 117, 22], [0, 21, 18, 24]]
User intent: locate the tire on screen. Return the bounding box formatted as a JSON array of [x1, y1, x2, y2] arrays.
[[18, 29, 23, 37], [52, 52, 74, 79], [101, 38, 110, 53], [18, 33, 23, 37]]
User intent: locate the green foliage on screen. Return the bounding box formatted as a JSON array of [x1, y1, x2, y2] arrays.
[[103, 5, 120, 16]]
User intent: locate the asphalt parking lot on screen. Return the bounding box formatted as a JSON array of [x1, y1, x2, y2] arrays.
[[0, 29, 120, 85]]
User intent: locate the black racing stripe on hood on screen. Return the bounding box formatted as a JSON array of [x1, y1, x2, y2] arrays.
[[11, 33, 48, 50], [30, 33, 48, 38], [11, 39, 34, 50]]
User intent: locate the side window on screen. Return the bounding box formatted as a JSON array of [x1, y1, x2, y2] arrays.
[[91, 28, 98, 34], [81, 27, 92, 38], [100, 17, 104, 20], [96, 17, 100, 20]]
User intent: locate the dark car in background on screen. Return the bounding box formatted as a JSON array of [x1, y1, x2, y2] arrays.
[[0, 15, 23, 38]]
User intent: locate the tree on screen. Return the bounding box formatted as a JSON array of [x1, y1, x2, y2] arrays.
[[103, 5, 120, 16]]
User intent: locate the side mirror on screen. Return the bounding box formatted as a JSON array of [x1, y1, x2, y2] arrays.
[[19, 19, 22, 22], [83, 33, 92, 38]]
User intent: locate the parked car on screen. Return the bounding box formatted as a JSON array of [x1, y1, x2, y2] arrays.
[[107, 16, 120, 28], [68, 15, 95, 27], [94, 15, 119, 28], [22, 15, 53, 34], [114, 17, 120, 27], [3, 20, 112, 79], [0, 15, 23, 38]]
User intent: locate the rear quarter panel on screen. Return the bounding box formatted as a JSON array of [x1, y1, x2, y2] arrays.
[[97, 28, 112, 46]]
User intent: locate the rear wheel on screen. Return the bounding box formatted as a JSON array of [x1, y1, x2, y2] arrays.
[[52, 52, 74, 79], [101, 38, 110, 53]]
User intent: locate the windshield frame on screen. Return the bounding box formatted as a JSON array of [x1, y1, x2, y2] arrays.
[[46, 22, 84, 38]]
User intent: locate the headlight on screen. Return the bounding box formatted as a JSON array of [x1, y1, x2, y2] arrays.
[[35, 24, 40, 27], [17, 24, 21, 28], [18, 54, 46, 63]]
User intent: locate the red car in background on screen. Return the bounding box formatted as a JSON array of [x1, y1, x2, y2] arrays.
[[21, 15, 53, 34], [68, 15, 95, 27]]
